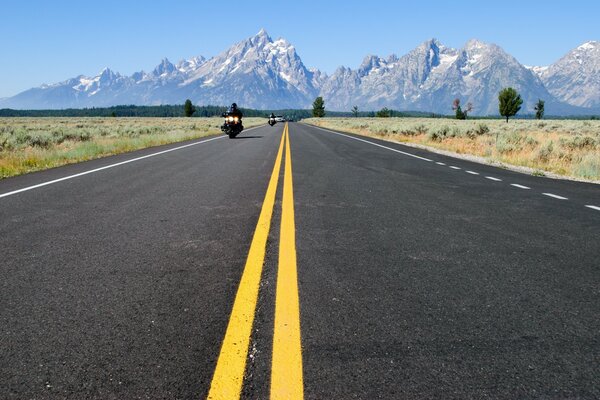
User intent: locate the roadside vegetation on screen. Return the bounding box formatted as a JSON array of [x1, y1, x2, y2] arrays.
[[303, 118, 600, 181], [0, 117, 264, 178]]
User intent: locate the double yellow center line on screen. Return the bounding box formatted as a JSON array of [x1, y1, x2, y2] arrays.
[[208, 123, 304, 399]]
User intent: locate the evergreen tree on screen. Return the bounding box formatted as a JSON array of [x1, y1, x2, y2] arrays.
[[376, 107, 391, 118], [453, 98, 473, 119], [312, 97, 325, 117], [184, 99, 196, 117], [452, 98, 465, 120], [498, 87, 523, 122], [455, 106, 465, 120], [351, 105, 359, 117], [534, 99, 545, 120]]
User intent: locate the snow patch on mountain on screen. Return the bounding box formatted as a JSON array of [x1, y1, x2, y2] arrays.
[[538, 40, 600, 107], [1, 31, 598, 114]]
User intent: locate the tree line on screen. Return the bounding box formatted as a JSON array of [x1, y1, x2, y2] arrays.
[[0, 103, 312, 119], [311, 89, 563, 121], [3, 94, 596, 120]]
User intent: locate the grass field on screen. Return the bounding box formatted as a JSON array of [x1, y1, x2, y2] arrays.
[[0, 117, 264, 179], [304, 118, 600, 181]]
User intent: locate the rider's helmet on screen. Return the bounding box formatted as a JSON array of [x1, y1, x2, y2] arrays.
[[231, 103, 238, 110]]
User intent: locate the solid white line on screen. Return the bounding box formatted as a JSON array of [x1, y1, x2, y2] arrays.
[[0, 127, 266, 199], [485, 176, 502, 182], [449, 166, 461, 170], [310, 125, 433, 162], [585, 205, 600, 211], [511, 184, 531, 190], [542, 193, 568, 200], [436, 162, 446, 166], [465, 170, 479, 175]]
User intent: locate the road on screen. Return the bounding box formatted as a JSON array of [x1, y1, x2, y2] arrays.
[[1, 122, 599, 399]]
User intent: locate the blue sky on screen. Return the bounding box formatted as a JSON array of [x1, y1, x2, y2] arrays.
[[1, 0, 598, 97]]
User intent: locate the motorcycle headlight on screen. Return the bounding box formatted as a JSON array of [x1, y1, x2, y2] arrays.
[[233, 117, 239, 123], [228, 116, 234, 122]]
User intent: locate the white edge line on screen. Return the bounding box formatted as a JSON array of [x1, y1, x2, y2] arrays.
[[0, 125, 262, 199], [466, 170, 479, 175], [485, 176, 502, 182], [585, 205, 600, 211], [542, 193, 568, 200], [310, 125, 433, 162], [511, 184, 531, 190]]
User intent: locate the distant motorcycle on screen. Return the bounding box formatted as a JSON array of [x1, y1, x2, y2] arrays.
[[221, 113, 244, 138]]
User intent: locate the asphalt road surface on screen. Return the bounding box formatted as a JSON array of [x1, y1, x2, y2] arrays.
[[1, 122, 599, 399]]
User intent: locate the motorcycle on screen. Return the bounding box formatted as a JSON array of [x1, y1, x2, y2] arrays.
[[221, 114, 244, 138], [268, 116, 277, 126]]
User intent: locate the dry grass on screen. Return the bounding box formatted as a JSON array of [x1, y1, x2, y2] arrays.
[[304, 118, 600, 181], [0, 117, 264, 178]]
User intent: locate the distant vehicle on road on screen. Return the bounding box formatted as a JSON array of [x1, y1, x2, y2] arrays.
[[275, 116, 285, 122]]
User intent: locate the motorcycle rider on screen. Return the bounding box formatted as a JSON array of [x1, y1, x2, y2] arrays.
[[225, 103, 243, 120], [221, 102, 244, 137]]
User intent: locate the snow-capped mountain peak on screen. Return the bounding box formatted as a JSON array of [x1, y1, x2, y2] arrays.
[[152, 58, 176, 77], [1, 33, 599, 114], [99, 67, 120, 80], [464, 38, 488, 50], [176, 56, 206, 73], [537, 40, 600, 107], [358, 55, 387, 77], [578, 41, 598, 51]]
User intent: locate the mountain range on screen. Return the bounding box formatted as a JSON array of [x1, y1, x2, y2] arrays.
[[1, 29, 599, 116]]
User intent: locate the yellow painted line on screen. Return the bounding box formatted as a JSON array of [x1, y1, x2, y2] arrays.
[[271, 123, 304, 399], [207, 127, 286, 399]]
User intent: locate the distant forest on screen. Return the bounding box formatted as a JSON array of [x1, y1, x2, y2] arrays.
[[0, 105, 439, 119], [0, 104, 596, 120]]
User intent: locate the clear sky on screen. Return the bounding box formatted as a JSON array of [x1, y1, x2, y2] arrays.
[[1, 0, 598, 97]]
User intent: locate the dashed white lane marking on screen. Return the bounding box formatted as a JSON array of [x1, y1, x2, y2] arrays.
[[311, 125, 433, 162], [543, 193, 568, 200], [308, 124, 596, 211], [511, 184, 531, 190], [0, 126, 272, 199]]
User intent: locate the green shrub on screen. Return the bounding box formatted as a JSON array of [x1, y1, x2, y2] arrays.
[[464, 129, 477, 140], [413, 124, 428, 135], [575, 153, 600, 179], [525, 136, 539, 146], [449, 126, 462, 138], [560, 136, 597, 150], [476, 123, 490, 135], [536, 141, 554, 162], [27, 132, 55, 148], [496, 132, 523, 153], [426, 126, 448, 141]]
